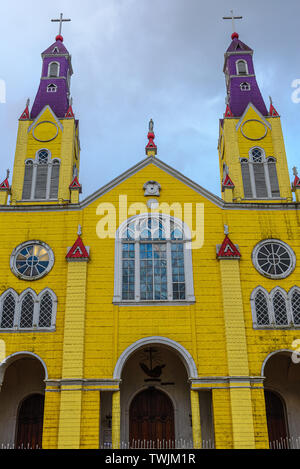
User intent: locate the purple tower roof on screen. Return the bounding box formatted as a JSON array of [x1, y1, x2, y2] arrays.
[[30, 37, 73, 119], [223, 34, 268, 117]]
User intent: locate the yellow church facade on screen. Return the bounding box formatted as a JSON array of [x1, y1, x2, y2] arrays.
[[0, 28, 299, 450]]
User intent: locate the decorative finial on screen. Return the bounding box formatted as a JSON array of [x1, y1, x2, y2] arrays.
[[224, 225, 229, 236], [269, 96, 273, 106], [78, 224, 82, 236], [26, 98, 30, 108], [223, 163, 229, 179], [146, 119, 157, 156], [293, 167, 298, 177], [6, 169, 10, 180], [69, 96, 73, 107], [73, 164, 78, 178], [51, 13, 71, 41], [223, 9, 243, 38]]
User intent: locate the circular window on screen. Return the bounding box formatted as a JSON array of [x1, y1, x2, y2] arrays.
[[10, 241, 54, 281], [252, 240, 296, 279]]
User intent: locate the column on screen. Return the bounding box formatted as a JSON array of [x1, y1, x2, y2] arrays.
[[57, 233, 89, 449], [112, 391, 121, 449], [190, 390, 202, 449], [217, 234, 256, 449]]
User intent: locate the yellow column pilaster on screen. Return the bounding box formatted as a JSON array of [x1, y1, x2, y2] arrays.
[[190, 390, 201, 449], [42, 387, 60, 450], [57, 258, 88, 449], [219, 258, 256, 449], [212, 388, 233, 449], [0, 189, 9, 205], [112, 391, 121, 449], [80, 390, 101, 449]]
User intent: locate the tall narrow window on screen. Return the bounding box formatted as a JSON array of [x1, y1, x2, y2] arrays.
[[267, 157, 280, 197], [291, 289, 300, 325], [240, 158, 253, 198], [0, 293, 16, 329], [39, 292, 53, 328], [35, 150, 49, 199], [236, 60, 248, 75], [251, 148, 268, 198], [48, 62, 59, 77], [22, 160, 34, 200], [254, 289, 270, 326], [240, 149, 281, 199], [272, 291, 288, 326], [22, 151, 60, 201], [20, 293, 35, 329], [49, 159, 60, 199]]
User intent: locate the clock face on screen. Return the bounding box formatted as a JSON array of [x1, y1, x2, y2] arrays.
[[144, 181, 161, 197], [10, 241, 54, 281]]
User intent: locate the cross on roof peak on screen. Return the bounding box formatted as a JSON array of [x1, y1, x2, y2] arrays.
[[223, 9, 243, 35], [51, 13, 71, 40]]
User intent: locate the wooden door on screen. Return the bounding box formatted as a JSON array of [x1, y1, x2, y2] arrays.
[[129, 388, 175, 448], [265, 390, 288, 448], [16, 394, 45, 449]]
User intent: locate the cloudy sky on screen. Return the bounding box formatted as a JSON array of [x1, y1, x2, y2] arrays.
[[0, 0, 299, 199]]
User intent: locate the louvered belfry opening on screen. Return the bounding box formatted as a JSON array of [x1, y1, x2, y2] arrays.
[[22, 150, 60, 201]]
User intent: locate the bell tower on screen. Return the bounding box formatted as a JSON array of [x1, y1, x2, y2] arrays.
[[8, 14, 81, 206], [218, 17, 293, 204]]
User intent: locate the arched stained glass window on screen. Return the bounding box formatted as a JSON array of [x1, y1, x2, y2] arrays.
[[0, 293, 16, 329], [20, 293, 34, 329], [115, 215, 195, 304]]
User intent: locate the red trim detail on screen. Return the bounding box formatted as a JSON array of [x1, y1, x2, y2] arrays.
[[19, 105, 30, 120], [217, 235, 241, 259], [293, 175, 300, 188], [224, 104, 233, 118], [231, 32, 239, 40], [0, 178, 10, 191], [65, 105, 75, 118], [146, 132, 157, 154], [66, 235, 90, 260], [222, 174, 235, 189], [69, 176, 82, 193], [56, 35, 64, 42], [269, 103, 279, 117]]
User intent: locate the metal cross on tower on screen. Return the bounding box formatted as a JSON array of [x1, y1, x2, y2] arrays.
[[51, 13, 71, 37], [223, 10, 243, 33]]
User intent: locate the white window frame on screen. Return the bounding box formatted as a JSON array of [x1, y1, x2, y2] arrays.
[[113, 214, 195, 305], [251, 286, 300, 329], [10, 240, 55, 281], [47, 84, 58, 93], [252, 239, 296, 280], [48, 61, 60, 78], [236, 59, 249, 75], [240, 82, 251, 91], [0, 288, 57, 332], [240, 148, 280, 199], [23, 150, 61, 201]]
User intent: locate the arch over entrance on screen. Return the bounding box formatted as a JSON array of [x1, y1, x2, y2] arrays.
[[113, 336, 198, 380], [262, 350, 300, 448], [129, 388, 175, 448], [0, 354, 46, 447]]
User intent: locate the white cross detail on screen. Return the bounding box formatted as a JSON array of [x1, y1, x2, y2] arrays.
[[223, 10, 243, 33], [51, 13, 71, 36]]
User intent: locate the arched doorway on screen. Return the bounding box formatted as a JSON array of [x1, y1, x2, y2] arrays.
[[0, 355, 46, 447], [16, 394, 45, 449], [129, 388, 175, 448], [264, 390, 288, 448]]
